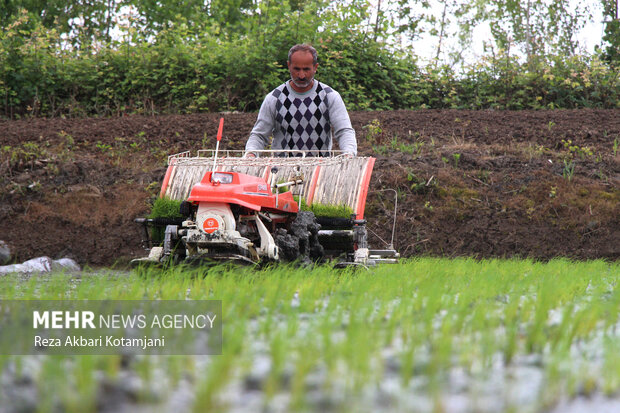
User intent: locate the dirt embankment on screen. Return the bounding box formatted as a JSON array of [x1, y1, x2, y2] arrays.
[[1, 109, 618, 265]]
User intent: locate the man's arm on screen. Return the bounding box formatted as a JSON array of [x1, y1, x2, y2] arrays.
[[328, 90, 357, 156], [245, 94, 276, 155]]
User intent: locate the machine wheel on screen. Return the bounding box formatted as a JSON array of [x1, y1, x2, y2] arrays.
[[161, 225, 186, 264], [275, 211, 324, 264]]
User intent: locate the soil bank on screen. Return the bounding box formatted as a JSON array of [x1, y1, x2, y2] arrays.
[[1, 109, 618, 265]]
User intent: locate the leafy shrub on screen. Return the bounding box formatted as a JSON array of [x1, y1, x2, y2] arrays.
[[1, 9, 618, 118]]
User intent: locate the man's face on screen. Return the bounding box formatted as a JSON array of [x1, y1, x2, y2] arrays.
[[287, 51, 318, 92]]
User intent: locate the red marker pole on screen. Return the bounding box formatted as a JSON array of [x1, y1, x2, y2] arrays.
[[216, 117, 224, 141], [212, 117, 224, 177]]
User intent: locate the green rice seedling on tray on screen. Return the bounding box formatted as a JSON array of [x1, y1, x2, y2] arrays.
[[293, 196, 354, 218], [147, 197, 183, 243]]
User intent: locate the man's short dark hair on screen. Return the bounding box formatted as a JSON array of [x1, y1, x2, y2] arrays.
[[288, 44, 318, 65]]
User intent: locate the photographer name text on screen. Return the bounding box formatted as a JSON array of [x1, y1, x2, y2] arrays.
[[35, 334, 166, 350]]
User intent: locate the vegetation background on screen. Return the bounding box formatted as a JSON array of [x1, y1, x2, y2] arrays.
[[1, 0, 619, 119]]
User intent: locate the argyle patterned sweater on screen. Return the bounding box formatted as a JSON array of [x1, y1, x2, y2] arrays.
[[245, 80, 357, 156]]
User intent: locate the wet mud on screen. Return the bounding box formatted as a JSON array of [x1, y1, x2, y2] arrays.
[[275, 211, 324, 264], [0, 109, 618, 265]]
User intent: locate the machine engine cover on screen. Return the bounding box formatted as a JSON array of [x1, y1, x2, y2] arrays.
[[196, 202, 236, 234]]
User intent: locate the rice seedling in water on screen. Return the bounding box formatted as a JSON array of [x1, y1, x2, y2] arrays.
[[0, 258, 619, 412]]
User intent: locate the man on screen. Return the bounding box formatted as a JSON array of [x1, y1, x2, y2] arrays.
[[245, 44, 357, 157]]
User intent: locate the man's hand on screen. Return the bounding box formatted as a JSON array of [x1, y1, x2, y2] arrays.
[[245, 152, 257, 158]]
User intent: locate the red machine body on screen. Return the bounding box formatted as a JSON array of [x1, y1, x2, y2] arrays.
[[134, 117, 398, 266], [187, 171, 299, 214]]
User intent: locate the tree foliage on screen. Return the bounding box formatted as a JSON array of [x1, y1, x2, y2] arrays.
[[602, 0, 620, 65], [0, 0, 618, 118]]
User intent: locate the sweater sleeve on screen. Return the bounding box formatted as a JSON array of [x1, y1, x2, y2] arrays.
[[328, 90, 357, 156], [245, 94, 276, 153]]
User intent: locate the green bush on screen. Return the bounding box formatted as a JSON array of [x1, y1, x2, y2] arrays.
[[1, 9, 618, 118]]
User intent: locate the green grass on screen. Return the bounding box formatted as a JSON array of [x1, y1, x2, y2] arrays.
[[1, 258, 619, 412]]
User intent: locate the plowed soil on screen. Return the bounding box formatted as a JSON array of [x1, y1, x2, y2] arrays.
[[1, 109, 619, 266]]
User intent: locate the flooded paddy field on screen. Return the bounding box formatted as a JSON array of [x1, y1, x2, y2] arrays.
[[1, 258, 619, 413]]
